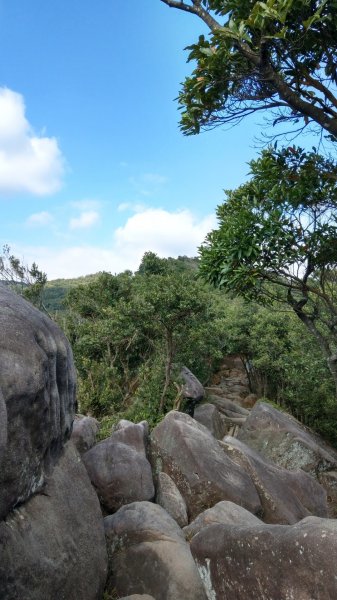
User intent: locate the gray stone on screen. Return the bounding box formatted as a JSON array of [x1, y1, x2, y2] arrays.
[[221, 436, 328, 524], [0, 443, 107, 600], [180, 366, 204, 401], [0, 284, 76, 519], [156, 471, 188, 527], [83, 422, 154, 512], [193, 403, 227, 439], [183, 500, 261, 541], [71, 414, 100, 454], [104, 501, 207, 600], [118, 596, 156, 600], [237, 401, 337, 476], [150, 411, 261, 520], [191, 516, 337, 600]]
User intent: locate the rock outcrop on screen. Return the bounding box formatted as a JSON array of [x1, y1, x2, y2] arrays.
[[155, 471, 188, 527], [0, 284, 76, 519], [221, 435, 328, 523], [0, 286, 107, 599], [150, 411, 262, 520], [104, 501, 207, 600], [0, 442, 107, 600], [191, 516, 337, 600], [83, 420, 155, 513], [193, 403, 227, 439], [71, 414, 100, 454]]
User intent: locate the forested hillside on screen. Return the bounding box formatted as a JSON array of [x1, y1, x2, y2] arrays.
[[52, 251, 337, 446]]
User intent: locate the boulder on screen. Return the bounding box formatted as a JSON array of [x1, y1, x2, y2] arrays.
[[191, 516, 337, 600], [183, 500, 261, 541], [193, 403, 227, 439], [237, 401, 337, 476], [155, 471, 188, 527], [150, 411, 261, 520], [238, 402, 337, 517], [221, 436, 328, 524], [71, 414, 100, 454], [83, 422, 154, 512], [208, 394, 250, 418], [104, 501, 207, 600], [180, 366, 204, 401], [0, 443, 107, 600], [0, 285, 76, 519]]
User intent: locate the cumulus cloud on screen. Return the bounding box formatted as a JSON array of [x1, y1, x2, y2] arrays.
[[26, 211, 53, 226], [0, 88, 64, 195], [20, 207, 216, 279], [69, 210, 100, 230]]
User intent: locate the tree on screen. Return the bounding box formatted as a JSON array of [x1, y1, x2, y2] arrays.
[[160, 0, 337, 140], [199, 146, 337, 395], [0, 244, 47, 310]]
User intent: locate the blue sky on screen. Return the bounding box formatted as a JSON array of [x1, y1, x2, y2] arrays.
[[0, 0, 271, 279]]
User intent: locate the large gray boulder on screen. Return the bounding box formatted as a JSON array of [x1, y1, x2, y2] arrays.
[[238, 401, 337, 517], [71, 414, 100, 454], [0, 285, 76, 519], [0, 443, 107, 600], [191, 516, 337, 600], [150, 411, 261, 520], [155, 471, 188, 527], [221, 436, 328, 524], [238, 401, 337, 475], [104, 501, 207, 600], [193, 403, 227, 439], [83, 421, 155, 512], [183, 500, 261, 541]]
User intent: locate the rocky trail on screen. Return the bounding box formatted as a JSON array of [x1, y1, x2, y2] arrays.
[[2, 284, 337, 600]]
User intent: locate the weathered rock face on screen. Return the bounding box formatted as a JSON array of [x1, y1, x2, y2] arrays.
[[221, 436, 328, 524], [0, 285, 76, 520], [237, 401, 337, 517], [150, 411, 261, 520], [191, 516, 337, 600], [0, 443, 107, 600], [104, 501, 207, 600], [183, 500, 261, 541], [83, 421, 155, 512], [71, 414, 100, 455], [181, 366, 205, 402], [155, 471, 188, 527], [238, 401, 337, 476], [193, 403, 227, 439], [118, 596, 156, 600]]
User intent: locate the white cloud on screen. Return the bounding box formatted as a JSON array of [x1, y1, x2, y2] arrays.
[[26, 211, 53, 226], [71, 199, 101, 210], [69, 210, 100, 230], [0, 88, 64, 195], [19, 207, 216, 279]]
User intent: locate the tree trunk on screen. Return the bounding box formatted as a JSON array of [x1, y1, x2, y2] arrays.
[[294, 308, 337, 398], [159, 329, 174, 413]]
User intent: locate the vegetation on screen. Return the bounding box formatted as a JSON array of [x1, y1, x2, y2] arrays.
[[199, 146, 337, 395], [62, 254, 227, 427], [0, 244, 47, 310], [161, 0, 337, 141]]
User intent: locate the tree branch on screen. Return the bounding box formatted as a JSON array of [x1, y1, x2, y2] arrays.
[[160, 0, 221, 31]]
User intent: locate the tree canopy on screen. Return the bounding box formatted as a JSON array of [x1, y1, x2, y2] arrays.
[[199, 146, 337, 393], [160, 0, 337, 140]]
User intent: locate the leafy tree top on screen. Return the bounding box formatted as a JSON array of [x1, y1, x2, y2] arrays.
[[160, 0, 337, 140]]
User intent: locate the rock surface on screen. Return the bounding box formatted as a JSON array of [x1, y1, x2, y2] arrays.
[[221, 436, 328, 524], [238, 401, 337, 476], [191, 516, 337, 600], [155, 471, 188, 527], [150, 411, 261, 520], [0, 443, 107, 600], [83, 421, 154, 512], [0, 285, 76, 520], [193, 403, 227, 439], [104, 501, 207, 600], [71, 414, 100, 454], [183, 500, 261, 541]]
